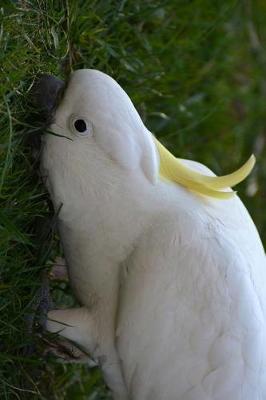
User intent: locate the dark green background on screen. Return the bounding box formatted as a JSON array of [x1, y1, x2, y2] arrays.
[[1, 0, 266, 398]]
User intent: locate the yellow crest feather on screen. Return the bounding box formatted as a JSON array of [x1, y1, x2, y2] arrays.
[[154, 137, 255, 200]]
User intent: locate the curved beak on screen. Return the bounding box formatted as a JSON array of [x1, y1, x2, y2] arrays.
[[31, 74, 65, 123], [29, 74, 65, 154]]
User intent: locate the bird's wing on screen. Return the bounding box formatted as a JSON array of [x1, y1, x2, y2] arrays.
[[116, 210, 266, 400]]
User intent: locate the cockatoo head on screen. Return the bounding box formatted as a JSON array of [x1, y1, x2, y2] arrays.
[[36, 69, 159, 210], [34, 69, 255, 211]]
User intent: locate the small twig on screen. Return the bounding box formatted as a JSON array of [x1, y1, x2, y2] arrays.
[[0, 96, 13, 195]]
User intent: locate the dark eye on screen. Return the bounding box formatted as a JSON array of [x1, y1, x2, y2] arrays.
[[70, 115, 93, 137], [74, 119, 87, 133]]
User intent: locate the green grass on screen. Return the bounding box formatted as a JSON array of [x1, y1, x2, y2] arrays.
[[1, 0, 266, 398]]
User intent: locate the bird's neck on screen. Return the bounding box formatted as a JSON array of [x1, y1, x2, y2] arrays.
[[55, 172, 161, 308], [57, 171, 159, 263]]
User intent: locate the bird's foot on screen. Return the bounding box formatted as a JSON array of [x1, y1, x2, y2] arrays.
[[42, 335, 96, 365], [48, 256, 69, 281]]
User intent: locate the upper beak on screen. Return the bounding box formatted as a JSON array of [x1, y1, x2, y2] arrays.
[[31, 74, 65, 123], [28, 74, 65, 154]]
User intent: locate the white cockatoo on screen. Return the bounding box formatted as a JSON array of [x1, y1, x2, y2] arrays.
[[35, 69, 266, 400]]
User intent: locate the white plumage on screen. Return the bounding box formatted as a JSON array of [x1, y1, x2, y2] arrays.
[[41, 69, 266, 399]]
